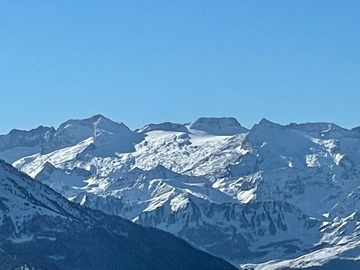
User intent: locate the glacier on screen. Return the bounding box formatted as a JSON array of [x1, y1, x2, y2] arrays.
[[1, 114, 360, 269]]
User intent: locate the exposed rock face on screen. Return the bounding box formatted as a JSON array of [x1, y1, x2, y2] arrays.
[[0, 160, 236, 270], [188, 117, 248, 135], [2, 115, 360, 269]]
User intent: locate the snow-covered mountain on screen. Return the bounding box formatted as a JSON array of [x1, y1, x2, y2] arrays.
[[0, 159, 235, 270], [2, 115, 360, 269]]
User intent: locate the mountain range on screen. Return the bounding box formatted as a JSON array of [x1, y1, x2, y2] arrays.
[[0, 158, 235, 270], [1, 115, 360, 269]]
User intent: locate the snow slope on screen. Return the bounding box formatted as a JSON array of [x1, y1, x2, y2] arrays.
[[2, 115, 360, 269], [0, 159, 236, 270]]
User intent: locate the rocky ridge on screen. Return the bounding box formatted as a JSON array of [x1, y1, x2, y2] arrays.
[[1, 115, 360, 269]]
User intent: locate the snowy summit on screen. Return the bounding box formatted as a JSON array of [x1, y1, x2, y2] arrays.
[[1, 115, 360, 269]]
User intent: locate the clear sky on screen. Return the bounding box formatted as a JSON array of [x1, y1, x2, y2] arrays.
[[1, 1, 360, 133]]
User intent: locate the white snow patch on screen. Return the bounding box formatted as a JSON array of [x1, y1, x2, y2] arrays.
[[9, 235, 33, 244], [37, 236, 57, 241], [170, 194, 189, 212], [305, 154, 320, 167], [237, 188, 256, 203]]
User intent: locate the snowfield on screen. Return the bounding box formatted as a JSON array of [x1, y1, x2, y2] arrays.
[[2, 114, 360, 269]]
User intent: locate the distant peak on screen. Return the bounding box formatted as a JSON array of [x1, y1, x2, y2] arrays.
[[80, 114, 113, 125], [92, 116, 131, 133], [249, 118, 282, 131], [287, 122, 356, 139], [52, 115, 134, 151], [59, 114, 109, 125], [139, 122, 187, 133], [188, 117, 248, 135], [191, 117, 241, 127], [7, 125, 55, 135], [258, 118, 278, 126], [89, 114, 106, 123], [57, 115, 130, 132], [287, 122, 344, 132]]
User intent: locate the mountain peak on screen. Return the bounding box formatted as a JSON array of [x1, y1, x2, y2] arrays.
[[139, 122, 188, 133], [54, 115, 132, 148], [58, 114, 129, 130], [248, 118, 284, 135], [257, 118, 280, 127], [188, 117, 248, 135], [89, 114, 105, 122], [287, 121, 357, 139]]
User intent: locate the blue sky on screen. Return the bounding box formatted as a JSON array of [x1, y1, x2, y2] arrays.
[[1, 1, 360, 133]]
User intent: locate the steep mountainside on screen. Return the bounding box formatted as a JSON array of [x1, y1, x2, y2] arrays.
[[1, 115, 360, 269], [0, 159, 236, 270]]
